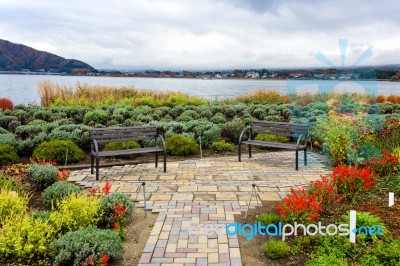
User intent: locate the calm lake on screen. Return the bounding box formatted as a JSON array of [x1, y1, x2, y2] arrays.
[[1, 74, 399, 104]]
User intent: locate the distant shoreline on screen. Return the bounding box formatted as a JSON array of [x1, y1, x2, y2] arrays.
[[0, 72, 396, 82]]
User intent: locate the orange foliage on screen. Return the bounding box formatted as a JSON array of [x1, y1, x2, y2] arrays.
[[0, 98, 14, 111], [377, 95, 386, 103]]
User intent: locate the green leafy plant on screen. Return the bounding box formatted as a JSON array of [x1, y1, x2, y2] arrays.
[[99, 193, 135, 229], [32, 140, 85, 164], [0, 144, 19, 166], [263, 239, 290, 259], [0, 131, 17, 147], [221, 118, 245, 143], [305, 253, 349, 266], [166, 135, 199, 156], [50, 193, 101, 234], [42, 181, 81, 207], [0, 173, 25, 192], [0, 213, 55, 260], [51, 225, 123, 266], [210, 113, 227, 124], [0, 188, 29, 225], [342, 212, 388, 243], [103, 140, 141, 159], [255, 133, 290, 143], [83, 109, 109, 125], [211, 140, 234, 153], [257, 212, 281, 226], [26, 163, 59, 189]]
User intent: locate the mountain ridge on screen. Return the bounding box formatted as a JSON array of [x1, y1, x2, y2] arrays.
[[0, 39, 95, 73]]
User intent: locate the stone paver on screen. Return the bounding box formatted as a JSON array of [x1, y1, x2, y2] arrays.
[[70, 151, 330, 266]]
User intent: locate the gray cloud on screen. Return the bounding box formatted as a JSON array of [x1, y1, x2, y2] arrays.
[[0, 0, 399, 70]]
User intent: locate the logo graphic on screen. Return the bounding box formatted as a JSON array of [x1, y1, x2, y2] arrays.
[[286, 39, 378, 96]]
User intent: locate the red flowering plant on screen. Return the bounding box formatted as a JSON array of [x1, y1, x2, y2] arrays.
[[276, 187, 323, 223], [308, 175, 344, 208], [330, 165, 379, 199], [112, 203, 128, 237], [364, 149, 399, 176], [90, 181, 112, 197], [56, 169, 69, 181], [85, 254, 109, 266]]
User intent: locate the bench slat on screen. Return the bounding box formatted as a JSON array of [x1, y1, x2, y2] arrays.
[[242, 140, 306, 150], [93, 136, 156, 144], [91, 147, 162, 157], [91, 131, 157, 139]]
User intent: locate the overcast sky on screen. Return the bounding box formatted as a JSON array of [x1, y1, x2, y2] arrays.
[[0, 0, 399, 70]]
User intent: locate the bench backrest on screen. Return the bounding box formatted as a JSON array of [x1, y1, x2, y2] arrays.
[[251, 120, 309, 138], [89, 126, 158, 144]]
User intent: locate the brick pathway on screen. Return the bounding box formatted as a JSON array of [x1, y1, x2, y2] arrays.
[[70, 151, 330, 266]]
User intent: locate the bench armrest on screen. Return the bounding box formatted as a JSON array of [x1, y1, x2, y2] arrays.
[[239, 126, 251, 144], [296, 134, 305, 149], [158, 134, 167, 153], [92, 138, 100, 157]]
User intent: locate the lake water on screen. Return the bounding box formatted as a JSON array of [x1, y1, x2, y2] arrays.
[[1, 74, 399, 104]]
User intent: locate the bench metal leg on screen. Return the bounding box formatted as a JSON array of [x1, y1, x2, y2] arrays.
[[91, 155, 94, 174], [248, 144, 252, 158], [304, 149, 307, 166], [238, 143, 242, 162], [295, 151, 299, 171], [96, 157, 100, 181], [155, 152, 158, 168], [163, 151, 167, 172]]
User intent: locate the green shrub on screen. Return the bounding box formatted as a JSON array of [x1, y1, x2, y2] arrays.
[[166, 135, 199, 156], [0, 144, 19, 166], [342, 212, 388, 243], [0, 173, 25, 192], [50, 193, 101, 233], [179, 110, 200, 120], [42, 181, 81, 207], [305, 253, 348, 266], [14, 124, 43, 139], [183, 120, 221, 148], [26, 163, 58, 189], [210, 113, 227, 124], [51, 225, 123, 266], [0, 188, 29, 225], [48, 124, 90, 146], [367, 238, 400, 265], [252, 107, 267, 120], [32, 210, 52, 221], [83, 109, 109, 125], [255, 133, 290, 143], [33, 110, 53, 121], [103, 140, 141, 159], [32, 140, 85, 164], [257, 212, 281, 226], [11, 109, 29, 124], [263, 239, 290, 259], [99, 193, 135, 228], [17, 132, 48, 156], [221, 118, 245, 143], [211, 140, 234, 153], [0, 115, 18, 129], [136, 114, 154, 123], [0, 213, 55, 260]]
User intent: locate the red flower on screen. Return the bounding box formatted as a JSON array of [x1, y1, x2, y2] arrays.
[[115, 203, 127, 216], [101, 254, 109, 264], [87, 257, 94, 265], [103, 181, 111, 195], [114, 223, 120, 230]]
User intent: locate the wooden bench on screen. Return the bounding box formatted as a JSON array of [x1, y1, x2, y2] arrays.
[[238, 120, 310, 170], [90, 126, 166, 180]]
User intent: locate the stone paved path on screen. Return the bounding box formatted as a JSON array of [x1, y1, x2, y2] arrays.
[[70, 151, 330, 266]]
